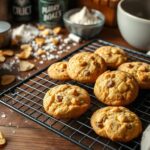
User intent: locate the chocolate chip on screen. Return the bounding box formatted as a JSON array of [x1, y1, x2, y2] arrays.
[[128, 64, 134, 68], [144, 68, 149, 72], [96, 122, 103, 128], [73, 90, 79, 96], [141, 75, 149, 81], [126, 124, 132, 129], [107, 80, 115, 88], [81, 62, 87, 66], [84, 70, 90, 76], [90, 56, 95, 60], [94, 62, 100, 68], [57, 95, 63, 102], [140, 67, 149, 72]]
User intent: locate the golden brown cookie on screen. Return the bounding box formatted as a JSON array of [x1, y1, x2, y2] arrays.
[[95, 46, 128, 69], [94, 70, 139, 106], [91, 106, 142, 142], [43, 84, 91, 119], [47, 62, 70, 81], [67, 52, 106, 83], [118, 62, 150, 89]]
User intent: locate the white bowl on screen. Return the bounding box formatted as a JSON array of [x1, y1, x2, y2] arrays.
[[63, 8, 105, 39], [117, 0, 150, 51]]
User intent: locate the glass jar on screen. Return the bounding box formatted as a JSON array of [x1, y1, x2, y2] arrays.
[[12, 0, 32, 22], [38, 0, 68, 28]]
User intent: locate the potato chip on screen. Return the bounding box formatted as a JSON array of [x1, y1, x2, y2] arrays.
[[19, 61, 35, 72], [41, 29, 51, 36], [20, 44, 32, 50], [53, 27, 62, 35], [1, 75, 15, 85], [0, 50, 14, 56], [52, 38, 59, 46], [0, 131, 6, 147], [36, 49, 46, 56], [35, 37, 45, 46], [17, 44, 32, 59], [0, 55, 5, 62], [37, 25, 46, 30]]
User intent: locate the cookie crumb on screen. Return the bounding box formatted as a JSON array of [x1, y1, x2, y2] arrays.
[[12, 130, 16, 134], [19, 61, 35, 72], [17, 45, 32, 59], [1, 113, 6, 118], [1, 75, 16, 86], [8, 122, 12, 126]]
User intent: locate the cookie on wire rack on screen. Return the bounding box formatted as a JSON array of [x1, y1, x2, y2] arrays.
[[67, 52, 107, 83], [91, 106, 142, 142], [43, 84, 91, 119]]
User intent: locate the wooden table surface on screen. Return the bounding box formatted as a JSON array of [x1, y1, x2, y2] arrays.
[[0, 27, 137, 150]]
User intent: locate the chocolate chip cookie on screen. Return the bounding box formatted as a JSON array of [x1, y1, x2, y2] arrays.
[[47, 62, 70, 81], [91, 106, 142, 142], [95, 46, 128, 69], [94, 70, 139, 106], [67, 52, 106, 83], [118, 62, 150, 89], [43, 84, 91, 119]]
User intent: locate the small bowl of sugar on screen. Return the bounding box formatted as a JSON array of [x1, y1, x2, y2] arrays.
[[63, 7, 105, 39]]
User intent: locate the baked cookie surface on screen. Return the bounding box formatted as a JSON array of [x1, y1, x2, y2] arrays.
[[95, 46, 127, 69], [94, 70, 139, 106], [67, 52, 106, 83], [91, 106, 142, 142], [43, 84, 91, 119], [118, 62, 150, 89], [47, 62, 70, 81]]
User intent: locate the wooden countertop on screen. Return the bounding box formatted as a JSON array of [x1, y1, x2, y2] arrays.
[[0, 27, 137, 150]]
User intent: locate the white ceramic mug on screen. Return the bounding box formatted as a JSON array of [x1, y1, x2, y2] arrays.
[[117, 0, 150, 51]]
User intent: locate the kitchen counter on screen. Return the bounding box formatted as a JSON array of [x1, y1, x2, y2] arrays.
[[0, 27, 137, 150]]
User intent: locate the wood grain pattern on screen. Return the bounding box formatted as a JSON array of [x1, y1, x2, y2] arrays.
[[0, 126, 81, 150], [0, 27, 138, 150]]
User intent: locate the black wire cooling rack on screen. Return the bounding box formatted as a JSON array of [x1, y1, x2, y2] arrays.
[[0, 39, 150, 150]]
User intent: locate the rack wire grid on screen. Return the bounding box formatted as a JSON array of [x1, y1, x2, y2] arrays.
[[0, 39, 150, 150]]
